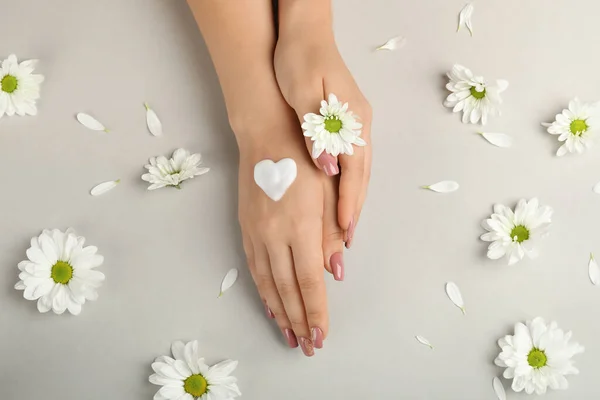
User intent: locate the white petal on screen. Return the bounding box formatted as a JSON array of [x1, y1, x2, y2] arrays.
[[422, 181, 459, 193], [492, 377, 506, 400], [415, 335, 434, 349], [479, 132, 513, 148], [589, 253, 600, 285], [445, 282, 466, 314], [145, 103, 163, 136], [77, 113, 108, 132], [90, 179, 121, 196], [592, 181, 600, 194], [375, 36, 406, 51], [219, 268, 239, 297], [457, 3, 474, 36]]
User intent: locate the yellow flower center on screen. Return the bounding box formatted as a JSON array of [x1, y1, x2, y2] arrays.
[[183, 374, 208, 397], [470, 86, 486, 100], [510, 225, 530, 243], [527, 348, 547, 368], [1, 74, 18, 93], [324, 117, 342, 133], [570, 119, 588, 136], [51, 261, 73, 284]]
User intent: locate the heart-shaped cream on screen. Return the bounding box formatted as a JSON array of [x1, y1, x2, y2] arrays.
[[254, 158, 297, 201]]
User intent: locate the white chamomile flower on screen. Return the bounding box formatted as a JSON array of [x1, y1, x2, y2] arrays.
[[495, 317, 584, 395], [149, 340, 241, 400], [0, 54, 44, 118], [301, 93, 366, 158], [480, 198, 553, 265], [444, 64, 508, 125], [542, 98, 600, 156], [142, 148, 210, 190], [14, 228, 105, 315]]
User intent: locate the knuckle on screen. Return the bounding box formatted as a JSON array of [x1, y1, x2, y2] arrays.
[[289, 317, 307, 330], [255, 217, 282, 240], [255, 271, 274, 291], [306, 308, 326, 323], [297, 274, 321, 292], [275, 279, 297, 297]]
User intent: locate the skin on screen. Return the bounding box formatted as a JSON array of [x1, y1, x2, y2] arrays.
[[186, 0, 371, 356]]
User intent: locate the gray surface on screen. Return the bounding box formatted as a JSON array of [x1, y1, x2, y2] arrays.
[[1, 0, 600, 399]]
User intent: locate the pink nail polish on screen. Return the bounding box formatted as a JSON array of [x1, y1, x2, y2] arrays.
[[330, 252, 344, 281], [283, 329, 299, 348], [311, 327, 324, 349], [317, 154, 339, 176], [298, 337, 315, 357], [264, 304, 275, 319]]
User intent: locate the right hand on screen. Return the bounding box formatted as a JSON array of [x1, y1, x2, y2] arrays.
[[235, 104, 345, 357]]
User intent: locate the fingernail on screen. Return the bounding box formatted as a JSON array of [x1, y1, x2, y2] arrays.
[[330, 252, 344, 281], [311, 327, 324, 349], [283, 329, 299, 348], [264, 304, 275, 319], [317, 153, 339, 177], [298, 337, 315, 357], [345, 218, 355, 248]]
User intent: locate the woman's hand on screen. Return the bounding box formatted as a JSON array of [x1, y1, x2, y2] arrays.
[[235, 104, 345, 357], [274, 12, 372, 248]]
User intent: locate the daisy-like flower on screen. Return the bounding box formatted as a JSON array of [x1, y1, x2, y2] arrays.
[[301, 93, 366, 158], [444, 64, 508, 125], [480, 198, 553, 265], [495, 317, 584, 395], [0, 54, 44, 118], [142, 148, 210, 190], [542, 98, 600, 156], [149, 340, 241, 400], [14, 228, 105, 315]]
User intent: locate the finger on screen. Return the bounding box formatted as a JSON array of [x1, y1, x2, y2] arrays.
[[347, 141, 372, 248], [338, 147, 365, 246], [251, 241, 298, 349], [292, 223, 328, 351], [322, 177, 345, 281], [268, 243, 314, 356]]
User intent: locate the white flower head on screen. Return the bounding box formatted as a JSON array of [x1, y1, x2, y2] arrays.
[[480, 198, 553, 265], [444, 64, 508, 125], [0, 54, 44, 118], [149, 340, 241, 400], [495, 317, 584, 395], [542, 98, 600, 156], [301, 93, 366, 158], [142, 148, 210, 190], [14, 228, 105, 315]]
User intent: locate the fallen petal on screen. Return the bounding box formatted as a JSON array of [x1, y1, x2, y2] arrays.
[[376, 36, 406, 51], [479, 132, 513, 148], [492, 377, 506, 400], [445, 282, 466, 314], [145, 103, 163, 137], [589, 253, 600, 285], [415, 335, 434, 349], [219, 268, 239, 297], [457, 3, 474, 36], [90, 180, 121, 196], [77, 113, 108, 132], [422, 181, 459, 193]]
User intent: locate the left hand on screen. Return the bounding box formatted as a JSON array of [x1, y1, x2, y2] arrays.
[[274, 26, 372, 248]]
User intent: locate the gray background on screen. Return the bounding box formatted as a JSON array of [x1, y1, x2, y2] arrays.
[[1, 0, 599, 399]]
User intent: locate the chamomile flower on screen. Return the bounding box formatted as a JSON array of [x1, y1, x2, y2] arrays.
[[149, 340, 241, 400], [444, 64, 508, 125], [301, 93, 366, 158], [142, 148, 210, 190], [14, 228, 105, 315], [480, 198, 553, 265], [542, 98, 600, 156], [0, 54, 44, 118], [495, 317, 584, 395]]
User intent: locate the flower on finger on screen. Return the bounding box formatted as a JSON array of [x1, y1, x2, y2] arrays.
[[149, 340, 241, 400], [480, 198, 553, 265], [542, 98, 600, 156], [301, 93, 366, 158], [14, 228, 105, 315], [444, 64, 508, 125], [0, 54, 44, 118], [142, 148, 210, 190], [494, 317, 584, 395]]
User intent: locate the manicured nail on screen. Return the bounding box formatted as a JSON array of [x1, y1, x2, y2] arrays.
[[264, 304, 275, 319], [283, 329, 299, 348], [317, 153, 339, 177], [345, 218, 355, 248], [311, 327, 324, 349], [298, 337, 315, 357], [330, 252, 344, 281]]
